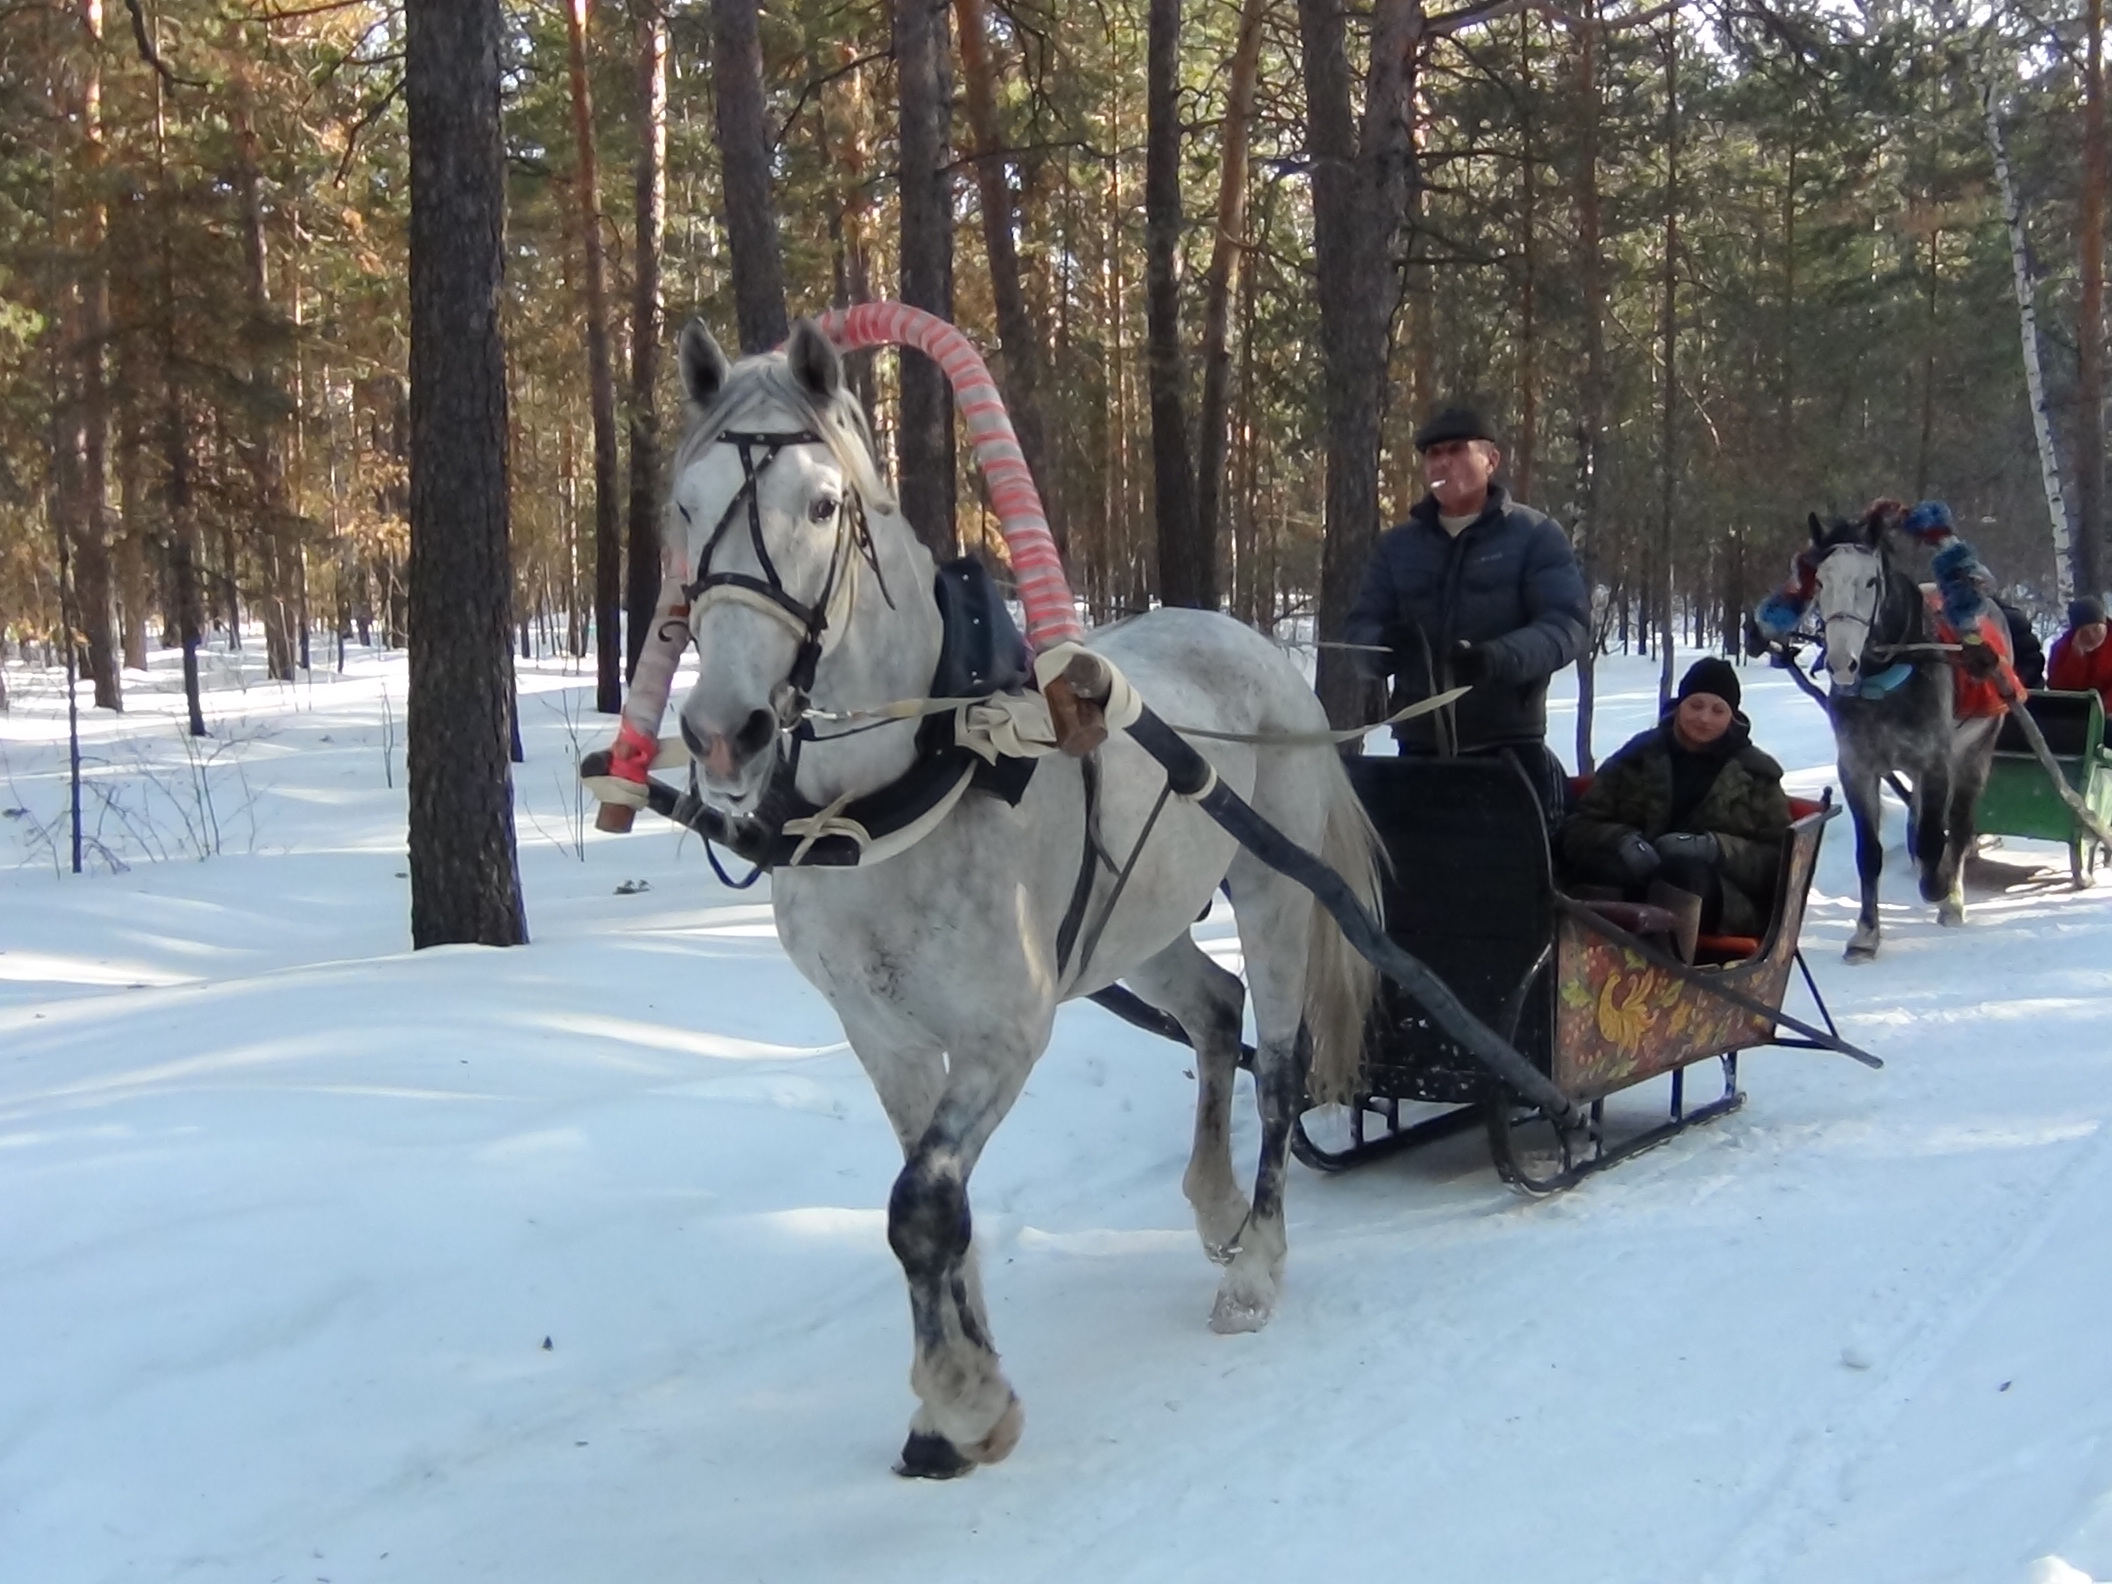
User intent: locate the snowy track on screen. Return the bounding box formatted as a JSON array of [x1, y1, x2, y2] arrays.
[[5, 648, 2112, 1582]]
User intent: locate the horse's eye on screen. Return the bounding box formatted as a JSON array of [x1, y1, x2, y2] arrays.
[[809, 496, 839, 524], [677, 502, 692, 524]]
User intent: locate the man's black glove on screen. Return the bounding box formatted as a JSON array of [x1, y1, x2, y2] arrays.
[[1959, 634, 2001, 679], [1742, 614, 1770, 660], [1653, 831, 1720, 867], [1451, 640, 1493, 685], [1612, 830, 1662, 885]]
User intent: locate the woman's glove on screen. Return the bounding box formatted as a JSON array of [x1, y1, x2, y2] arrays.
[[1653, 831, 1720, 866], [1612, 830, 1662, 884]]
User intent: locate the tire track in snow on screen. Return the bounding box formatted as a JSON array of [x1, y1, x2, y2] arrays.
[[1700, 1117, 2112, 1584]]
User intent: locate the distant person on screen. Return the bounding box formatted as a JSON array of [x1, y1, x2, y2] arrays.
[[1557, 657, 1792, 938], [1995, 598, 2046, 690], [1343, 405, 1587, 820], [2048, 597, 2112, 712]]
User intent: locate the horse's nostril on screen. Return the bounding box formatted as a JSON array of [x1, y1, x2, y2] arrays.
[[679, 714, 709, 761], [734, 707, 776, 757]]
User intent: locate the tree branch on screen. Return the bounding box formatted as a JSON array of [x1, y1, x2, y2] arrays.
[[122, 0, 207, 90]]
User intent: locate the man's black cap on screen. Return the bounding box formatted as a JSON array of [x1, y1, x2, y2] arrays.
[[1413, 405, 1499, 452], [1677, 655, 1741, 711], [2070, 596, 2107, 629]]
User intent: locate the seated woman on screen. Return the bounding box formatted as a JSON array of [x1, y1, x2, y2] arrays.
[[1558, 657, 1793, 938]]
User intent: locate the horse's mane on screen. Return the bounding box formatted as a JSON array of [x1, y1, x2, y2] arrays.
[[666, 354, 898, 552]]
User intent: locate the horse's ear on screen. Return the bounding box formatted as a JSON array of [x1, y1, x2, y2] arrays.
[[785, 318, 843, 404], [679, 320, 731, 408], [1808, 512, 1826, 544]]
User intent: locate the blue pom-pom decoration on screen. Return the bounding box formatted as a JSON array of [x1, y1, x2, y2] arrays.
[[1902, 499, 1955, 539], [1755, 591, 1806, 640], [1930, 540, 1976, 578]]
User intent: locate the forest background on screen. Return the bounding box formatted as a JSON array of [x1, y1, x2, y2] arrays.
[[1, 0, 2105, 765]]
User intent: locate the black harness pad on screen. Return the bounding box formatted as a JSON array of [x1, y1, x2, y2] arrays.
[[921, 558, 1037, 807], [929, 557, 1031, 698]]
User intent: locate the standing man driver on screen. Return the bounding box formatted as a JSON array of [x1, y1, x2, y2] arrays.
[[1345, 405, 1589, 819]]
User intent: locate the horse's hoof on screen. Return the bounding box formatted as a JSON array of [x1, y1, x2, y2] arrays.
[[1938, 902, 1967, 927], [1844, 943, 1877, 964], [1209, 1269, 1277, 1334], [964, 1393, 1025, 1465], [893, 1429, 975, 1480]]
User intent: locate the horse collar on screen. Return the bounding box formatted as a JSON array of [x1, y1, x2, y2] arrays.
[[1835, 660, 1914, 699]]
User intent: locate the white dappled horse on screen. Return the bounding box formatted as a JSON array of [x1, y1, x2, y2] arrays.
[[666, 319, 1381, 1476]]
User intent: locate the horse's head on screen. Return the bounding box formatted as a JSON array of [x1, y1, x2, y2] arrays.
[[667, 317, 901, 813], [1808, 509, 1893, 690]]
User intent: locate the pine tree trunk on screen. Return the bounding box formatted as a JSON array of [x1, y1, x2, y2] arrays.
[[148, 25, 205, 734], [405, 0, 528, 949], [1301, 0, 1424, 729], [117, 428, 149, 669], [625, 0, 667, 678], [711, 0, 790, 352], [1656, 20, 1677, 706], [1195, 0, 1267, 578], [566, 0, 624, 713], [895, 0, 957, 558], [1980, 67, 2078, 599], [953, 0, 1060, 548], [2079, 0, 2106, 596], [1570, 3, 1604, 772], [232, 78, 296, 684], [1514, 12, 1539, 503], [64, 0, 120, 711], [1145, 0, 1208, 609]]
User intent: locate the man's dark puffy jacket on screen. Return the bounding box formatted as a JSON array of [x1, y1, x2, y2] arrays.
[[1344, 486, 1589, 751]]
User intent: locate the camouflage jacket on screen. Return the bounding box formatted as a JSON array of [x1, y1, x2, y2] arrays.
[[1558, 717, 1793, 936]]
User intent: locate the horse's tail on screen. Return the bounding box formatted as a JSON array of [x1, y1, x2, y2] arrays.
[[1303, 754, 1384, 1107]]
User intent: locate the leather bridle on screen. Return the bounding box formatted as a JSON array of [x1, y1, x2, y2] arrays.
[[678, 427, 890, 731]]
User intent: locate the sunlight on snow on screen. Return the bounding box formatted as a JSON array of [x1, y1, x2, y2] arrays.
[[757, 1206, 887, 1241], [526, 1010, 846, 1062], [0, 950, 198, 987], [1014, 1226, 1193, 1257]]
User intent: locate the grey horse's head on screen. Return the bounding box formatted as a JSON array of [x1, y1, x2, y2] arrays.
[[665, 319, 896, 814], [1809, 511, 1892, 691]]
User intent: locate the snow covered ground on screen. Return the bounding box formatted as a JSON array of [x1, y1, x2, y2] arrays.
[[4, 639, 2111, 1584]]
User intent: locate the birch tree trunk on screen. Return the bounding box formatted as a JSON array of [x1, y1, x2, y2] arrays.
[[1980, 68, 2078, 600]]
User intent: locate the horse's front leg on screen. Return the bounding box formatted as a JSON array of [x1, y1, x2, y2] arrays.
[[1914, 754, 1955, 907], [1123, 937, 1251, 1265], [1210, 872, 1314, 1334], [1936, 722, 1999, 925], [1842, 765, 1886, 961], [888, 1040, 1036, 1477]]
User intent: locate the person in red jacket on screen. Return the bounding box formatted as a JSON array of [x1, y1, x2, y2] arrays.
[[2047, 596, 2112, 709]]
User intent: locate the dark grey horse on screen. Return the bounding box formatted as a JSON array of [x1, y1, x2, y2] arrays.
[[1801, 514, 2003, 961]]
